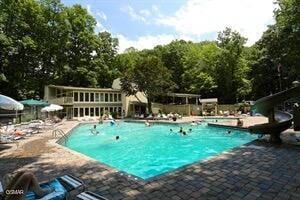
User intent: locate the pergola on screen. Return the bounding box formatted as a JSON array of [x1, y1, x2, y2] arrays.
[[166, 93, 201, 105], [199, 98, 218, 115]]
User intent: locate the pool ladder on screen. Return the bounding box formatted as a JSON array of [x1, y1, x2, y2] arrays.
[[52, 128, 69, 144]]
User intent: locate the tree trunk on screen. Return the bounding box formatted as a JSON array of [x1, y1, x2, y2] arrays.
[[147, 97, 152, 114]]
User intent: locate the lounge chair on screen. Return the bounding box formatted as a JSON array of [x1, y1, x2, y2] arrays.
[[146, 114, 153, 120], [76, 191, 108, 200], [0, 174, 85, 200], [162, 114, 168, 120], [138, 114, 144, 119]]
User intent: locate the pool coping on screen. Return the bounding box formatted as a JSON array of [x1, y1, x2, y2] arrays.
[[207, 122, 249, 131], [54, 121, 259, 183]]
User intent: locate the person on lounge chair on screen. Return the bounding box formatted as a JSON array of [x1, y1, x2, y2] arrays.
[[2, 171, 54, 200], [13, 129, 26, 137]]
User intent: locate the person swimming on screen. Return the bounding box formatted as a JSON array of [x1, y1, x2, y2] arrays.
[[110, 119, 116, 126], [179, 127, 183, 133], [191, 121, 197, 126], [90, 125, 99, 135], [116, 136, 120, 140], [182, 131, 187, 136], [145, 120, 151, 127], [188, 128, 192, 132], [227, 130, 231, 134]]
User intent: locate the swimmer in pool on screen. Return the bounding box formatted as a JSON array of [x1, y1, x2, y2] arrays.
[[182, 131, 187, 136], [110, 119, 116, 126], [191, 121, 197, 126], [145, 120, 151, 127], [116, 136, 120, 140], [179, 127, 183, 133], [227, 130, 231, 134], [90, 125, 99, 135], [188, 128, 192, 132]]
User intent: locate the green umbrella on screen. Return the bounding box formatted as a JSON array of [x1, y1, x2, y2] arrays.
[[20, 99, 49, 106], [20, 99, 49, 120]]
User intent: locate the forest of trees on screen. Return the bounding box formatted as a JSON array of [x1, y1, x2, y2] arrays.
[[0, 0, 299, 105]]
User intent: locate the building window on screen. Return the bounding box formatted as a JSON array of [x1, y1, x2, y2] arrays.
[[80, 92, 84, 102], [95, 93, 99, 102], [118, 107, 122, 116], [90, 107, 94, 117], [74, 108, 78, 117], [104, 107, 108, 113], [85, 93, 89, 102], [95, 107, 99, 116], [105, 93, 108, 102], [100, 107, 104, 116], [85, 107, 89, 116], [109, 107, 113, 113], [74, 92, 78, 102], [114, 94, 117, 102], [118, 94, 121, 102], [90, 93, 94, 102], [100, 93, 104, 102], [109, 94, 113, 102], [80, 108, 84, 117]]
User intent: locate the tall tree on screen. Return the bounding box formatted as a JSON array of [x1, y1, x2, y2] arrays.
[[0, 0, 119, 99], [120, 55, 175, 113], [215, 27, 248, 103], [181, 42, 219, 97]]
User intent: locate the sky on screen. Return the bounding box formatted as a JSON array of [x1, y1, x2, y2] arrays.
[[62, 0, 277, 53]]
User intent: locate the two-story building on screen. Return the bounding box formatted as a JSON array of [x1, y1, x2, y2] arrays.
[[44, 79, 148, 119]]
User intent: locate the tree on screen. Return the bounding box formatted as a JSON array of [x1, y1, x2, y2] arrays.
[[0, 0, 119, 100], [251, 0, 300, 99], [181, 42, 219, 97], [154, 40, 189, 92], [120, 55, 175, 113], [215, 27, 248, 103]]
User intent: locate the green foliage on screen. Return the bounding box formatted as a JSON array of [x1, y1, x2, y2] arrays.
[[251, 0, 300, 98], [215, 28, 250, 103], [181, 42, 219, 96], [120, 54, 175, 113], [0, 0, 118, 100]]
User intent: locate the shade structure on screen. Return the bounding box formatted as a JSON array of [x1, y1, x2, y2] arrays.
[[41, 104, 63, 112], [20, 99, 49, 107], [0, 94, 24, 110]]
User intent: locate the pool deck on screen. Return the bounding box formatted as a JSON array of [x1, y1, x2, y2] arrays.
[[1, 117, 300, 199]]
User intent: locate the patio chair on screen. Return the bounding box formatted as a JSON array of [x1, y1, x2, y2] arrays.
[[0, 174, 85, 200], [76, 191, 108, 200], [162, 114, 168, 120], [146, 114, 154, 120]]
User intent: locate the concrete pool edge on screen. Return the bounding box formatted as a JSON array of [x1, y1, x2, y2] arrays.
[[54, 121, 259, 182]]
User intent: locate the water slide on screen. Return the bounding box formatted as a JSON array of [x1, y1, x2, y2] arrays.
[[248, 85, 300, 143]]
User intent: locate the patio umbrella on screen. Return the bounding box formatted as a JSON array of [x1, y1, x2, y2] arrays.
[[41, 104, 63, 112], [20, 99, 49, 119], [20, 99, 49, 107], [0, 94, 24, 110]]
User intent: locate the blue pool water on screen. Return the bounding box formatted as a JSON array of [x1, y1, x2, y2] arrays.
[[63, 122, 256, 179]]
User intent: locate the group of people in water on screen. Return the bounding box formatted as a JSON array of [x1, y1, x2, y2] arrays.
[[90, 120, 120, 140], [169, 127, 193, 136]]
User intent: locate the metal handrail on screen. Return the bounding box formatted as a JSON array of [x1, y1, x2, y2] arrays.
[[52, 128, 69, 144]]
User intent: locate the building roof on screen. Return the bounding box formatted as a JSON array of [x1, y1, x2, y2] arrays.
[[166, 93, 201, 98], [199, 98, 218, 103], [47, 85, 122, 92]]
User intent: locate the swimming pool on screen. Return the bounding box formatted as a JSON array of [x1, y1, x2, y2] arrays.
[[63, 122, 256, 180]]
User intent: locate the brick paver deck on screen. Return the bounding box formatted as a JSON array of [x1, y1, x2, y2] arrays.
[[1, 119, 300, 200]]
